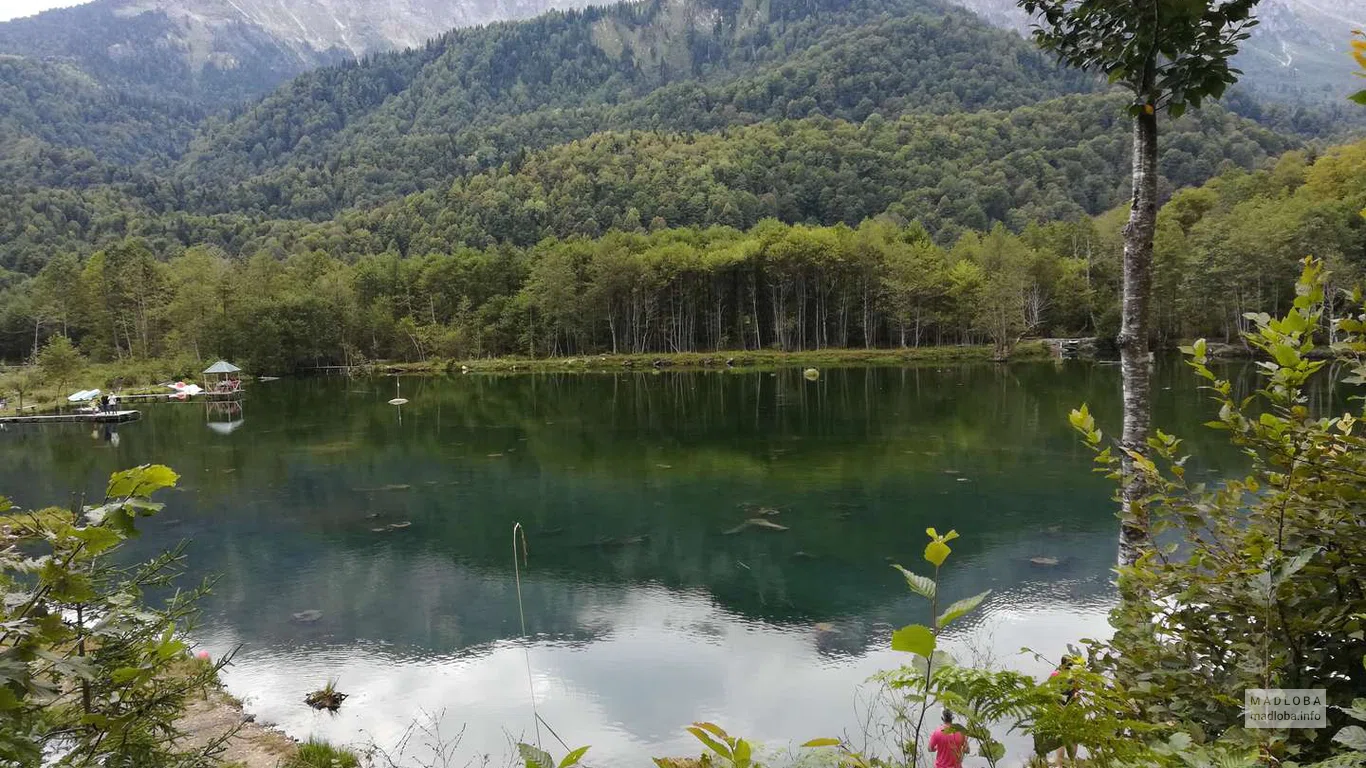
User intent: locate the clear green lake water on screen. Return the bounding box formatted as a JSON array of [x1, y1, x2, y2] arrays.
[[0, 361, 1272, 763]]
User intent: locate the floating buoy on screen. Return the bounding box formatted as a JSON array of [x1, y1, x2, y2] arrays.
[[803, 367, 820, 381], [388, 377, 408, 406]]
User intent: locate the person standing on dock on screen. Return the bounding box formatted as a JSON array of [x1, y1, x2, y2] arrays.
[[99, 394, 109, 413]]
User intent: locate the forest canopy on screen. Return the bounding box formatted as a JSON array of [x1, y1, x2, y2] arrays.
[[3, 139, 1362, 372]]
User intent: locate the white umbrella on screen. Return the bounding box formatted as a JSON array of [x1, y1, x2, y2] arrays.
[[67, 389, 100, 402]]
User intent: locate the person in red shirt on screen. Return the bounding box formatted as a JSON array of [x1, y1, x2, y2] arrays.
[[928, 708, 968, 768]]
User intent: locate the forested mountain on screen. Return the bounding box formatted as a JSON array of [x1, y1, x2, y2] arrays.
[[947, 0, 1366, 106], [0, 90, 1293, 274], [0, 1, 351, 114], [0, 57, 200, 168], [0, 0, 594, 111], [1, 0, 1363, 370], [174, 0, 1096, 218], [330, 92, 1291, 249]]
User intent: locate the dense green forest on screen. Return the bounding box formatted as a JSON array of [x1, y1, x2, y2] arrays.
[[3, 139, 1361, 372], [0, 92, 1298, 274], [173, 4, 1098, 216], [1, 0, 1364, 372], [0, 0, 1350, 245]]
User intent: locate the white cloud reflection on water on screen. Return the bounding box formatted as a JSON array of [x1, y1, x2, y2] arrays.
[[203, 579, 1114, 766]]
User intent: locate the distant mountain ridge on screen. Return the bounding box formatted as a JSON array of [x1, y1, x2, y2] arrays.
[[0, 0, 595, 110], [0, 0, 1356, 277], [173, 0, 1103, 218], [945, 0, 1366, 105]]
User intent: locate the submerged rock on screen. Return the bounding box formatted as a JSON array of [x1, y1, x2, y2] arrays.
[[724, 518, 791, 534]]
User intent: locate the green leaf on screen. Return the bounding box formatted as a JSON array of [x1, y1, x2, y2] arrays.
[[1334, 726, 1366, 752], [1277, 547, 1320, 582], [892, 564, 936, 600], [1351, 89, 1366, 105], [732, 738, 752, 768], [106, 465, 179, 499], [102, 508, 136, 538], [110, 667, 144, 685], [980, 740, 1005, 761], [924, 540, 951, 567], [558, 746, 590, 768], [686, 726, 732, 760], [0, 685, 21, 711], [518, 743, 554, 768], [693, 722, 730, 741], [936, 590, 990, 629], [1340, 699, 1366, 723], [801, 738, 842, 748], [891, 623, 936, 657], [70, 526, 122, 556], [1269, 343, 1299, 368]]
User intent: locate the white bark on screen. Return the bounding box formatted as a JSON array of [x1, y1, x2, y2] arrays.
[[1117, 109, 1158, 567]]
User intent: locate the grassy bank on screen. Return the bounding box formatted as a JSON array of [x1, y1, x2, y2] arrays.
[[370, 341, 1053, 375], [0, 357, 206, 415]]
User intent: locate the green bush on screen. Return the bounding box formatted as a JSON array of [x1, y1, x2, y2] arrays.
[[287, 739, 361, 768]]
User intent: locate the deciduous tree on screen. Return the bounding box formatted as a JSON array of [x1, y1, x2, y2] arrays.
[[1019, 0, 1260, 564]]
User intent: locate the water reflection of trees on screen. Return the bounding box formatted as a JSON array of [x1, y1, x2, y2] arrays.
[[0, 362, 1259, 657]]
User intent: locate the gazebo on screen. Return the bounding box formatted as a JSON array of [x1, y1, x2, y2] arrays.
[[202, 360, 243, 394]]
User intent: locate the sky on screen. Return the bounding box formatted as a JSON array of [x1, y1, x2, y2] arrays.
[[0, 0, 92, 22]]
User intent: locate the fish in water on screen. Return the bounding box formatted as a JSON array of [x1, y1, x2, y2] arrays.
[[1030, 557, 1060, 566], [387, 521, 411, 530], [292, 610, 323, 623]]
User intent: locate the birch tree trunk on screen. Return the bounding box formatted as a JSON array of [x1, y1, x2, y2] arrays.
[[1117, 108, 1158, 567]]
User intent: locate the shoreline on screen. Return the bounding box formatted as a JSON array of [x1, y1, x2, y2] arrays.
[[346, 341, 1056, 376], [177, 683, 301, 767], [2, 342, 1066, 416]]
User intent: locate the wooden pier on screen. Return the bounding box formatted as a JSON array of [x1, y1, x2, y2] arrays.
[[116, 391, 243, 403], [0, 410, 141, 425]]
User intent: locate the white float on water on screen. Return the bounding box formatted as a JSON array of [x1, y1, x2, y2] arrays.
[[388, 378, 408, 406]]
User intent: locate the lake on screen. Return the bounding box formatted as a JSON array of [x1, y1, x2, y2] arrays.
[[0, 360, 1254, 764]]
